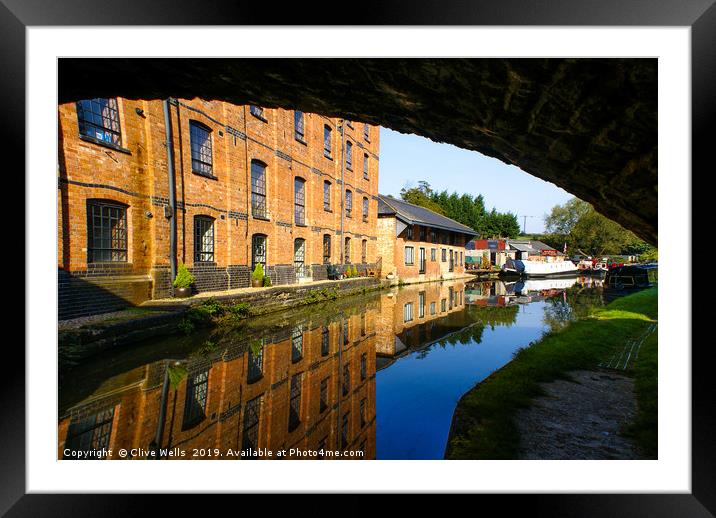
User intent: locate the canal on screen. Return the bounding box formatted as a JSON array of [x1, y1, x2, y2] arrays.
[[58, 277, 605, 460]]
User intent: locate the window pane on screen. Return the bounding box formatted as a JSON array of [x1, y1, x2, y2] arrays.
[[76, 98, 122, 146], [87, 201, 127, 263], [190, 122, 213, 176], [251, 161, 267, 218]]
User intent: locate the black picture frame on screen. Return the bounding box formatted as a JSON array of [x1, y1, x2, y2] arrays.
[[5, 0, 710, 515]]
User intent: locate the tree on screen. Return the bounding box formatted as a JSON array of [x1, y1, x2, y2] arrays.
[[544, 197, 656, 258]]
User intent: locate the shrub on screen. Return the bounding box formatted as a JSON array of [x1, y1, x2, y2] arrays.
[[351, 265, 358, 277], [252, 263, 265, 282], [344, 267, 352, 278], [263, 275, 272, 287], [229, 302, 251, 318], [173, 262, 195, 289]]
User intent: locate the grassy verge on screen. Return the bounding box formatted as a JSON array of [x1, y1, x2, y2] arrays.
[[445, 287, 658, 459]]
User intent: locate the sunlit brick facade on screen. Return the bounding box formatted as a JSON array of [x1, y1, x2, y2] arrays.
[[58, 98, 380, 319]]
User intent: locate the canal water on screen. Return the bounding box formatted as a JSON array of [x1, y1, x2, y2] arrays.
[[58, 277, 604, 460]]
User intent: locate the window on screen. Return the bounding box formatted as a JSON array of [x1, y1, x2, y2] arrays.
[[442, 248, 447, 262], [441, 232, 448, 245], [323, 234, 332, 264], [344, 237, 351, 264], [194, 216, 214, 263], [419, 291, 426, 318], [291, 326, 303, 363], [288, 373, 302, 432], [460, 251, 464, 266], [250, 160, 267, 219], [361, 239, 367, 264], [360, 312, 366, 336], [324, 125, 332, 157], [342, 363, 350, 396], [362, 197, 369, 221], [431, 229, 437, 243], [450, 233, 456, 246], [404, 302, 413, 322], [449, 287, 454, 309], [182, 370, 209, 428], [294, 238, 306, 278], [323, 181, 331, 211], [247, 340, 264, 383], [341, 412, 349, 449], [360, 352, 367, 380], [363, 154, 369, 180], [321, 326, 330, 356], [320, 378, 329, 413], [64, 407, 115, 459], [87, 200, 127, 263], [441, 298, 447, 312], [189, 121, 213, 176], [294, 110, 305, 142], [404, 246, 414, 265], [294, 177, 306, 225], [242, 396, 261, 452], [406, 225, 413, 240], [343, 319, 349, 345], [250, 105, 265, 119], [431, 248, 436, 261], [345, 190, 352, 217], [430, 302, 436, 315], [360, 399, 367, 428], [251, 234, 267, 271], [346, 141, 353, 170], [364, 123, 370, 141], [76, 98, 121, 146], [419, 226, 426, 242]]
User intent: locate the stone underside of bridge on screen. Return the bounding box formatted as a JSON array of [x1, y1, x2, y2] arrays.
[[59, 58, 657, 245]]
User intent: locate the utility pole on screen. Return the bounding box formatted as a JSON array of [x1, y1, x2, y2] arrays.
[[520, 215, 536, 235]]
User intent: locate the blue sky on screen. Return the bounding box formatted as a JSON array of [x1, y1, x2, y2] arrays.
[[377, 127, 572, 234]]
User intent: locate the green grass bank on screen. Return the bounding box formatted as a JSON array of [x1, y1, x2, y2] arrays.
[[445, 287, 658, 459]]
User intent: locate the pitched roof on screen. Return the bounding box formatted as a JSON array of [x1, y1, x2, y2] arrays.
[[506, 239, 560, 254], [377, 194, 477, 236]]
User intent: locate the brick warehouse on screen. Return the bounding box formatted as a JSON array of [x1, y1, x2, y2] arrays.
[[58, 97, 380, 319]]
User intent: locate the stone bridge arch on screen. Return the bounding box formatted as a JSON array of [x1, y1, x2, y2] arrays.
[[58, 58, 657, 244]]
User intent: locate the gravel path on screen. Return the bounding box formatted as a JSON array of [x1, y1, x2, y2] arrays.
[[515, 370, 639, 460]]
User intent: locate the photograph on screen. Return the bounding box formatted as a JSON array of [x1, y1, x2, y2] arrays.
[[55, 57, 658, 462], [8, 13, 706, 511]]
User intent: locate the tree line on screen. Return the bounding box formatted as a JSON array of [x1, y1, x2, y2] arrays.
[[542, 197, 657, 261], [400, 181, 521, 238]]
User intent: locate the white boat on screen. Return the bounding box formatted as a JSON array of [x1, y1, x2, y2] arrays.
[[501, 258, 578, 278]]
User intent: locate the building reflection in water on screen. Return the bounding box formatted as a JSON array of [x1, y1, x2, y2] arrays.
[[59, 300, 379, 461], [58, 277, 584, 461]]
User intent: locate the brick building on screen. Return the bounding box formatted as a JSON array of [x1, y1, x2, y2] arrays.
[[376, 195, 476, 284], [58, 97, 380, 319], [58, 309, 377, 460], [374, 280, 466, 362]]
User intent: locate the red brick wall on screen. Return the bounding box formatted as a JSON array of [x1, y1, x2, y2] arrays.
[[58, 98, 380, 317]]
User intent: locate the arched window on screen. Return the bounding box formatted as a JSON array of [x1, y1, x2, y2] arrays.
[[323, 234, 332, 264], [364, 123, 370, 141], [76, 98, 122, 146], [294, 238, 306, 278], [189, 121, 213, 177], [363, 153, 369, 180], [346, 141, 353, 170], [324, 125, 332, 158], [86, 199, 127, 262], [362, 197, 369, 221], [323, 180, 331, 211], [252, 234, 267, 271], [294, 110, 305, 142], [361, 239, 367, 264], [194, 215, 215, 263], [251, 160, 267, 219], [345, 190, 353, 217], [294, 177, 306, 225], [344, 236, 351, 264]]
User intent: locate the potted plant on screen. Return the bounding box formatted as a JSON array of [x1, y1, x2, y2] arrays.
[[252, 264, 265, 287], [263, 274, 272, 287], [173, 262, 194, 298]]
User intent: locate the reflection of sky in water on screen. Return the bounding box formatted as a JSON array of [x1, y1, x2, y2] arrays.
[[376, 301, 550, 460]]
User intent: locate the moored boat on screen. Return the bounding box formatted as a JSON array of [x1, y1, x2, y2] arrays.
[[501, 258, 579, 278]]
